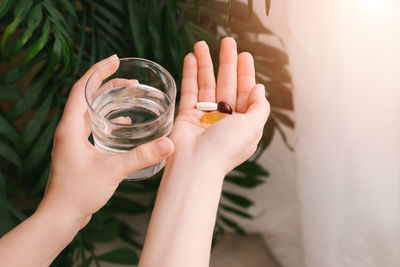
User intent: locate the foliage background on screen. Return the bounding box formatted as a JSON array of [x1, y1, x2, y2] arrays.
[[0, 0, 293, 265]]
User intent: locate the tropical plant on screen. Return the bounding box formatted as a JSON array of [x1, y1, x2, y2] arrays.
[[0, 0, 293, 265]]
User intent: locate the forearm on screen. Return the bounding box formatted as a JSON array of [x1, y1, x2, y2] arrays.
[[0, 207, 80, 266], [139, 154, 226, 267]]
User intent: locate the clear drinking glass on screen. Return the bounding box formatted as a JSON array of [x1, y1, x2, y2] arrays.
[[85, 58, 176, 180]]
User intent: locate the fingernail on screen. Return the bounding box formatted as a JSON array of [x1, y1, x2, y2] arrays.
[[198, 40, 207, 46], [109, 54, 118, 59], [257, 84, 268, 97], [155, 138, 172, 157]]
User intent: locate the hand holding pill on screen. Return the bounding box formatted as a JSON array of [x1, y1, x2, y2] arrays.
[[168, 37, 270, 174]]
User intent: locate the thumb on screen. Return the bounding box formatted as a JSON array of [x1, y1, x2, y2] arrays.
[[114, 137, 174, 179], [246, 84, 270, 124]]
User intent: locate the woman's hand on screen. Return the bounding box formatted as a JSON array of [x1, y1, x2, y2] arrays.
[[37, 55, 174, 229], [169, 37, 270, 174], [139, 38, 269, 267]]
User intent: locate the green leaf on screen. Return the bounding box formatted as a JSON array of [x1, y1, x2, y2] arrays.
[[255, 60, 291, 83], [186, 22, 219, 49], [8, 5, 43, 58], [73, 12, 87, 75], [265, 0, 271, 16], [181, 21, 196, 53], [43, 0, 73, 68], [23, 111, 59, 173], [104, 1, 124, 13], [6, 77, 47, 121], [91, 1, 123, 29], [60, 33, 72, 69], [0, 85, 23, 100], [119, 233, 143, 250], [96, 27, 124, 53], [128, 0, 147, 57], [258, 117, 275, 153], [0, 0, 15, 19], [20, 92, 53, 151], [1, 16, 22, 50], [1, 0, 34, 50], [147, 0, 163, 62], [98, 248, 139, 265], [219, 214, 245, 234], [110, 196, 148, 215], [86, 222, 119, 243], [0, 197, 26, 221], [0, 142, 21, 168], [92, 207, 115, 224], [0, 171, 6, 196], [164, 2, 181, 75], [13, 0, 33, 17], [220, 204, 253, 219], [275, 119, 294, 151], [118, 223, 143, 249], [179, 2, 273, 35], [45, 38, 62, 74], [42, 0, 67, 29], [89, 19, 97, 66], [0, 64, 31, 85], [273, 110, 295, 128], [0, 116, 20, 145], [237, 39, 288, 64], [222, 191, 253, 208], [194, 0, 200, 15], [0, 202, 16, 236], [258, 78, 293, 110], [235, 161, 269, 176], [225, 175, 264, 188], [93, 14, 120, 36], [21, 19, 50, 68], [31, 164, 50, 195], [56, 0, 77, 19]]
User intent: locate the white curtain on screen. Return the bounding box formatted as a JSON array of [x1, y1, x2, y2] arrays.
[[285, 0, 400, 266]]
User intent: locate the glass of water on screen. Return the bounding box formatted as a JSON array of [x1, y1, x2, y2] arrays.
[[85, 58, 176, 180]]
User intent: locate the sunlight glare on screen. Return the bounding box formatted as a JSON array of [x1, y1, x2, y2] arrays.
[[360, 0, 383, 14]]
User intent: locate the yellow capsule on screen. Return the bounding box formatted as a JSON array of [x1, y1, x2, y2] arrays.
[[200, 111, 229, 127]]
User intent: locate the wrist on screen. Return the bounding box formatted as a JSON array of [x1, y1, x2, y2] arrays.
[[36, 197, 88, 235], [165, 152, 227, 179]]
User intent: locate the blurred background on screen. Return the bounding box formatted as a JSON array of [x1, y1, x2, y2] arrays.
[[1, 0, 399, 266]]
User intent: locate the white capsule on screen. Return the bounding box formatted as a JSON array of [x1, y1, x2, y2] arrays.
[[195, 102, 218, 111]]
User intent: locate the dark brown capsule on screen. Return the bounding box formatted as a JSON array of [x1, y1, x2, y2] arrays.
[[217, 101, 232, 114]]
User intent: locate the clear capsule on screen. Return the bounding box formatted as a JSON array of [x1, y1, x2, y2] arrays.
[[200, 111, 229, 127]]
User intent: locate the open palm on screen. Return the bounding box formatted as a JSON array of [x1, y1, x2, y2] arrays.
[[169, 37, 270, 172]]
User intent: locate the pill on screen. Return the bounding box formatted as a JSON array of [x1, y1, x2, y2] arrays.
[[217, 101, 232, 114], [200, 111, 229, 127], [196, 102, 218, 111]]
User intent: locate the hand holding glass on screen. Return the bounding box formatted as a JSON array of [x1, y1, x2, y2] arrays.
[[85, 58, 176, 180]]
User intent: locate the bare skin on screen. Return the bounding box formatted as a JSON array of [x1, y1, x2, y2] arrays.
[[139, 37, 269, 267], [0, 37, 269, 267]]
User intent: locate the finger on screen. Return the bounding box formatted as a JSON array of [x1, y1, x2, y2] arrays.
[[216, 37, 238, 110], [236, 52, 256, 113], [112, 137, 174, 182], [99, 78, 138, 93], [63, 54, 119, 122], [194, 41, 216, 102], [179, 53, 198, 112], [246, 84, 270, 124]]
